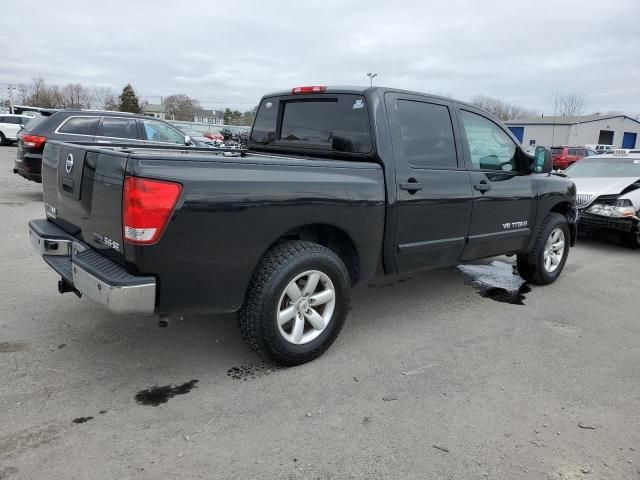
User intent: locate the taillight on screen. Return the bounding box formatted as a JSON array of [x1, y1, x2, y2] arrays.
[[20, 133, 46, 149], [291, 86, 327, 94], [122, 176, 182, 245]]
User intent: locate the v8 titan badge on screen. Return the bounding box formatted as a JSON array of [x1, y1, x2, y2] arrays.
[[65, 153, 74, 174]]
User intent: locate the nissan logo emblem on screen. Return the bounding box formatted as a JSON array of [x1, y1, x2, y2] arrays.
[[65, 153, 74, 174]]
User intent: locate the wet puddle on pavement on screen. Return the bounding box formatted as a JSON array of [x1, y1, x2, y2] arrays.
[[135, 380, 199, 406], [457, 261, 530, 305]]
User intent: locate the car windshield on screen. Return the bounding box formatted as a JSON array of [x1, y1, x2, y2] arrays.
[[564, 158, 640, 178]]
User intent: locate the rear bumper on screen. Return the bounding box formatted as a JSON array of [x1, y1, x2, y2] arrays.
[[29, 219, 156, 314], [14, 150, 43, 183], [13, 167, 42, 182]]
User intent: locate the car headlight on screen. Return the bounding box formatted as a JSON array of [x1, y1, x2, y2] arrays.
[[587, 199, 638, 218]]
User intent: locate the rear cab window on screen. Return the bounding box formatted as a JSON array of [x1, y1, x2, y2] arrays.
[[250, 93, 373, 155]]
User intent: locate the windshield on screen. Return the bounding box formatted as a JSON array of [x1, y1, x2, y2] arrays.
[[564, 158, 640, 178]]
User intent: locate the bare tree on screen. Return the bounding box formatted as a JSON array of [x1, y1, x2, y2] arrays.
[[57, 83, 90, 109], [27, 77, 52, 107], [93, 86, 118, 111], [470, 95, 539, 121], [556, 94, 585, 117], [163, 94, 199, 121]]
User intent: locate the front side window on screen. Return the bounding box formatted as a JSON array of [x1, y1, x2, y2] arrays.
[[460, 110, 517, 171], [396, 100, 457, 168], [142, 119, 184, 144], [58, 116, 100, 135], [99, 117, 138, 139]]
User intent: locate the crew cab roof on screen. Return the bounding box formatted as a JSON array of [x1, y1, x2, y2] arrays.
[[260, 85, 478, 111]]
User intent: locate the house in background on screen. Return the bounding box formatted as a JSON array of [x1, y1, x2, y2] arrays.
[[505, 115, 640, 149], [142, 103, 166, 120], [193, 108, 224, 124]]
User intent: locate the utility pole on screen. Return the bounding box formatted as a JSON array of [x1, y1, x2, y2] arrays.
[[366, 72, 378, 87], [6, 85, 17, 114]]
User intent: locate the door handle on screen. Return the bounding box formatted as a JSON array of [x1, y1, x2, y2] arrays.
[[399, 180, 423, 192], [473, 181, 492, 193]]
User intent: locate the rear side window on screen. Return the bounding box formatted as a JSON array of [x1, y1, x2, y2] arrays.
[[99, 117, 138, 139], [58, 116, 99, 135], [551, 147, 564, 155], [251, 94, 372, 154], [568, 148, 578, 156], [396, 100, 457, 168]]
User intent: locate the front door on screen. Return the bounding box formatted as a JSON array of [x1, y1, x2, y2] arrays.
[[457, 108, 537, 260], [386, 93, 473, 274]]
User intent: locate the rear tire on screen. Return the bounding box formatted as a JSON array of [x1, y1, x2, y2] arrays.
[[517, 213, 570, 285], [238, 240, 350, 366]]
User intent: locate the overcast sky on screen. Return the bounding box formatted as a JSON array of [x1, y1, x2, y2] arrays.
[[2, 0, 639, 114]]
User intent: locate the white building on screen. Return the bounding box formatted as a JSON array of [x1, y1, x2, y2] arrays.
[[504, 115, 640, 149], [142, 103, 166, 120]]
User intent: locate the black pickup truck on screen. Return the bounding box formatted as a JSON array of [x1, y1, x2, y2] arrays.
[[29, 86, 577, 365]]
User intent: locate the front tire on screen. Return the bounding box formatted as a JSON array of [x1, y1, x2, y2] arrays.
[[0, 132, 6, 146], [517, 213, 570, 285], [238, 240, 350, 366], [623, 231, 640, 249]]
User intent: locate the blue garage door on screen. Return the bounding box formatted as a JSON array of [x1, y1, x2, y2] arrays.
[[508, 126, 524, 143], [622, 132, 637, 148]]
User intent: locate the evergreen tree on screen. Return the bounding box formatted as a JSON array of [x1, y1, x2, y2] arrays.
[[118, 84, 140, 113]]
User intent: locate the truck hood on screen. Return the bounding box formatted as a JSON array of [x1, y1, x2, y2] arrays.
[[572, 176, 640, 209]]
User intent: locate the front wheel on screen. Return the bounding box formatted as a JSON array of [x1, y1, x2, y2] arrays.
[[517, 213, 570, 285], [0, 132, 6, 146], [623, 231, 640, 249], [238, 240, 350, 366]]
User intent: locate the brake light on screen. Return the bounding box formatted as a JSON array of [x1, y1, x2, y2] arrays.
[[122, 176, 182, 245], [291, 86, 326, 94], [20, 133, 46, 149]]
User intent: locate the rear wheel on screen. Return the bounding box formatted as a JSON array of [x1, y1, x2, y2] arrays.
[[517, 213, 570, 285], [238, 240, 350, 366]]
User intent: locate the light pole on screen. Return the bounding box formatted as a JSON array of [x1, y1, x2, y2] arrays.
[[366, 72, 378, 87]]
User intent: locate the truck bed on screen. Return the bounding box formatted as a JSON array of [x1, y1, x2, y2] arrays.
[[40, 142, 386, 313]]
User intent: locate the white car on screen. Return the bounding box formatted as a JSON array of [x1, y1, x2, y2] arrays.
[[0, 114, 33, 145], [564, 150, 640, 248]]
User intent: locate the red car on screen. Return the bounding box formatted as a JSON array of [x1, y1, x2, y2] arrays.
[[551, 146, 597, 170], [203, 131, 224, 141]]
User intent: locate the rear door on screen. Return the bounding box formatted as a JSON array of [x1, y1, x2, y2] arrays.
[[95, 116, 145, 145], [386, 93, 473, 273], [456, 108, 536, 260]]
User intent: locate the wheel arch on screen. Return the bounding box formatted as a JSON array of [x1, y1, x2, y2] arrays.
[[260, 223, 360, 286], [549, 201, 577, 247]]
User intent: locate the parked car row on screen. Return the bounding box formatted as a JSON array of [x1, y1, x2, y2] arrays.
[[11, 110, 244, 183]]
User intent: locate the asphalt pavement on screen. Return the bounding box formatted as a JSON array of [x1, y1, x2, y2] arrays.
[[1, 145, 639, 479]]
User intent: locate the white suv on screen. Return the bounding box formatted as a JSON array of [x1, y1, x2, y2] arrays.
[[0, 114, 34, 145]]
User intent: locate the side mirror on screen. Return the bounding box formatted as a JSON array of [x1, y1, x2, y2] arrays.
[[534, 146, 553, 173], [184, 135, 192, 146]]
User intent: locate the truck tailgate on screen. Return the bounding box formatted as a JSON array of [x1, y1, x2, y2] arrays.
[[41, 141, 127, 263]]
